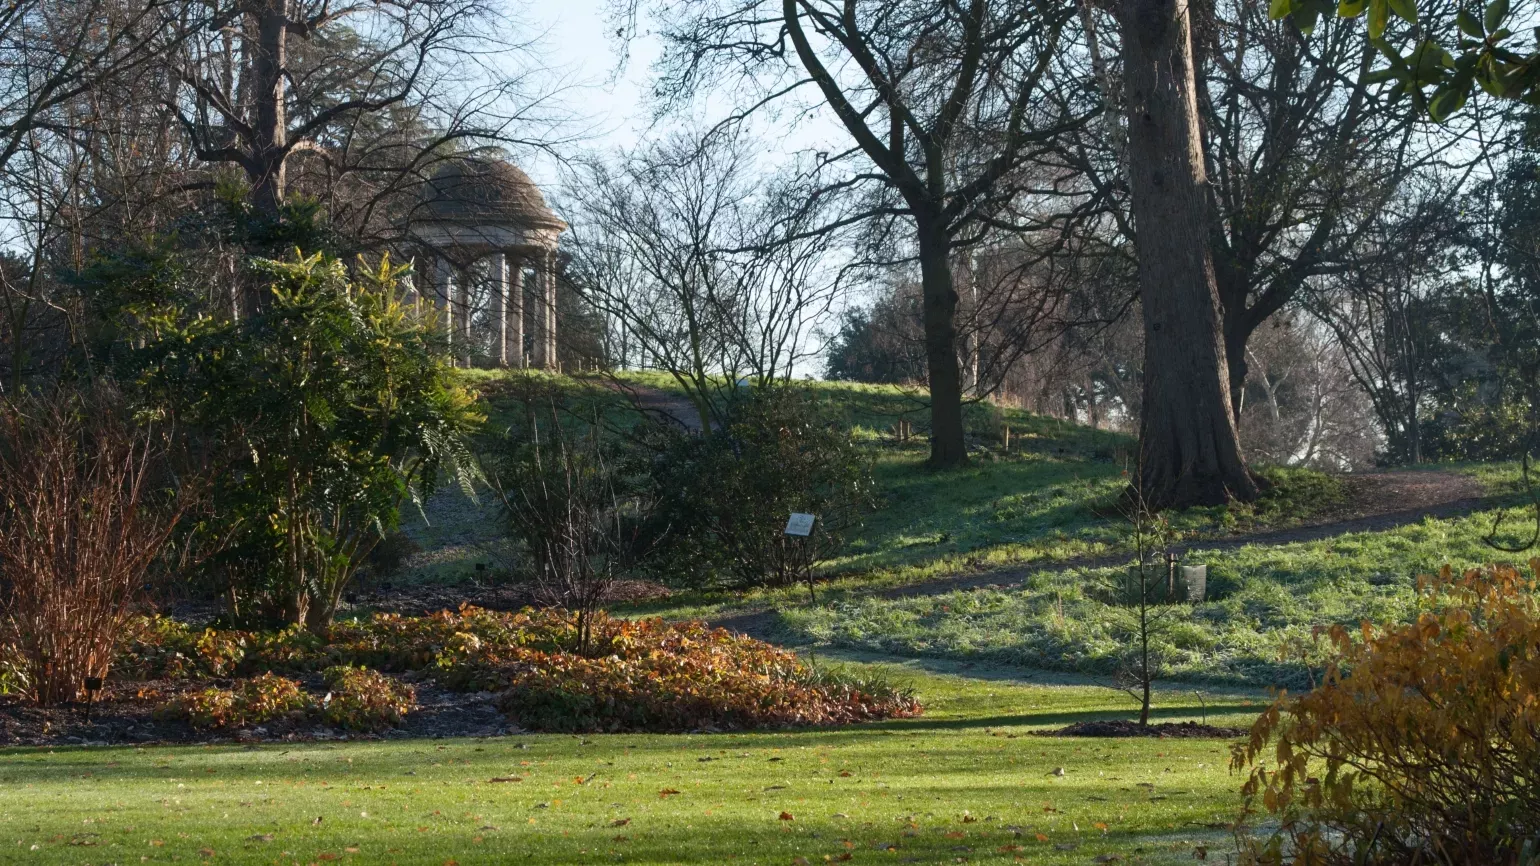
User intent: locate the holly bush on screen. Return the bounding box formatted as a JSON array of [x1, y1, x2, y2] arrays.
[[1233, 562, 1540, 864]]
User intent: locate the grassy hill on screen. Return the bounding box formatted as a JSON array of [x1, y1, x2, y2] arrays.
[[7, 370, 1532, 865]]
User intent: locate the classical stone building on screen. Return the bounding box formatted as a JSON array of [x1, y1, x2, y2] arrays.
[[412, 158, 566, 368]]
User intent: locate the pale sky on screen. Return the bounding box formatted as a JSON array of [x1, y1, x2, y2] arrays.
[[518, 0, 663, 190]]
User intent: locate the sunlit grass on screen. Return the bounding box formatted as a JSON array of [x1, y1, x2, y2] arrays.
[[1, 662, 1259, 865]]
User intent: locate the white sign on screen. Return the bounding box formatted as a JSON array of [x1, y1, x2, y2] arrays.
[[1182, 564, 1207, 603], [784, 513, 816, 537]]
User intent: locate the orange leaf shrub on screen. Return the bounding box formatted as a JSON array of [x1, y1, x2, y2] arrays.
[[157, 673, 310, 730], [1232, 562, 1540, 864], [125, 606, 921, 733], [320, 665, 415, 732], [491, 615, 922, 732]]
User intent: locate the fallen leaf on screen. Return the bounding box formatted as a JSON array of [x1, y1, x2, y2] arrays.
[[1094, 856, 1121, 864], [248, 834, 274, 843], [792, 858, 810, 866], [345, 847, 360, 853], [608, 818, 631, 827], [945, 831, 966, 840], [318, 854, 339, 861], [1034, 834, 1049, 843], [779, 811, 795, 821], [658, 789, 682, 799], [838, 771, 852, 777], [487, 777, 523, 783], [198, 848, 215, 858]]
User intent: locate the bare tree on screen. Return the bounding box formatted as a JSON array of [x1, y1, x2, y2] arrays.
[[1306, 185, 1463, 464], [161, 0, 567, 311], [564, 132, 845, 430], [1238, 314, 1380, 470], [642, 0, 1101, 468]]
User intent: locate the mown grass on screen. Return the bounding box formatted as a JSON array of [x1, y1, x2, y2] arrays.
[[1, 662, 1261, 865]]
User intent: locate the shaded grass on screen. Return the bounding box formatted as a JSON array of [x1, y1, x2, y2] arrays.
[[429, 373, 1359, 615], [0, 663, 1257, 865]]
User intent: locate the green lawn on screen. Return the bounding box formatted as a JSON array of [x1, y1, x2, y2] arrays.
[[1, 661, 1259, 865], [20, 374, 1516, 864], [782, 504, 1530, 689]]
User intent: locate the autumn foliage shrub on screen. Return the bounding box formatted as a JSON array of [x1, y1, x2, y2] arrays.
[[1232, 562, 1540, 865], [493, 615, 921, 732], [158, 673, 310, 730], [123, 606, 920, 733], [320, 665, 415, 732]]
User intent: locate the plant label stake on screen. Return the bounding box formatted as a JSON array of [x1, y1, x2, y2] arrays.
[[784, 513, 817, 602], [83, 676, 103, 722]]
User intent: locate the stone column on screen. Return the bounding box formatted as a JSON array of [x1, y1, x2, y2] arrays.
[[506, 255, 524, 367], [456, 264, 473, 368], [491, 253, 509, 367], [543, 250, 558, 370], [533, 255, 549, 369], [433, 256, 455, 362]]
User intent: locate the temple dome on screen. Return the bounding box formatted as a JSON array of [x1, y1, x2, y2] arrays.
[[419, 158, 565, 230]]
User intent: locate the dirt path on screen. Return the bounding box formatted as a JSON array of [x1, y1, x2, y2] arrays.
[[711, 469, 1492, 640], [603, 380, 706, 432]]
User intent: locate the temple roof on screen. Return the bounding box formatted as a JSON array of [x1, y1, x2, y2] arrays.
[[418, 158, 565, 230]]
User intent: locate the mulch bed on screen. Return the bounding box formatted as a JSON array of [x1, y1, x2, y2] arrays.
[[351, 578, 672, 617], [1045, 720, 1248, 739]]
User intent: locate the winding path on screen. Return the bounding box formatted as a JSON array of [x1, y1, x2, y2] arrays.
[[711, 469, 1496, 639]]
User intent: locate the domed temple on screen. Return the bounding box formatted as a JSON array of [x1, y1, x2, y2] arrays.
[[411, 158, 566, 368]]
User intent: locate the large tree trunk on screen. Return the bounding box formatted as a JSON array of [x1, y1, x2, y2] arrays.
[[917, 218, 968, 469], [1119, 0, 1258, 509], [247, 0, 288, 219]]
